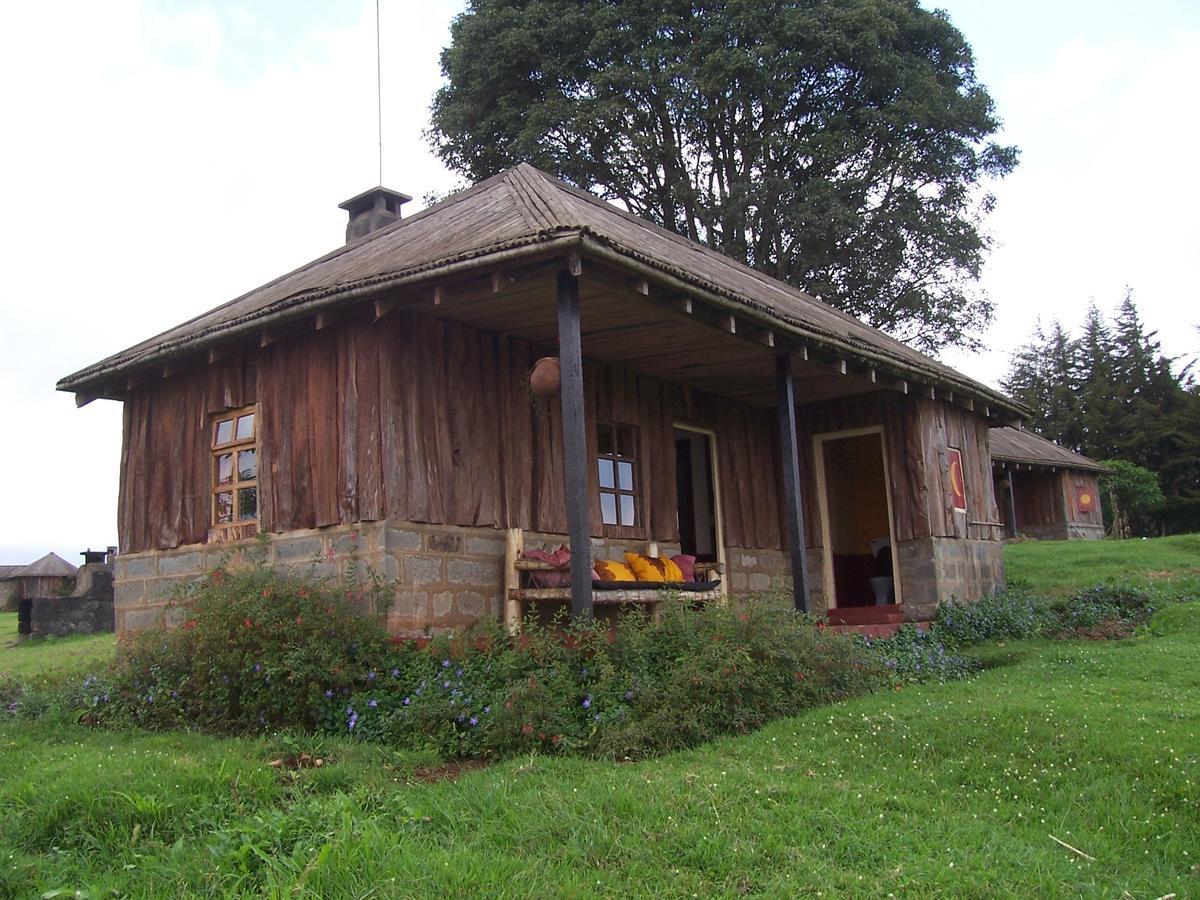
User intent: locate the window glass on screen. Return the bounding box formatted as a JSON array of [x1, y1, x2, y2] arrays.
[[214, 419, 233, 445], [597, 424, 615, 456], [619, 494, 635, 526], [598, 458, 615, 489], [215, 491, 234, 524], [600, 492, 617, 526], [216, 453, 233, 485], [238, 487, 257, 521], [236, 413, 255, 441], [617, 461, 634, 491], [238, 449, 257, 481]]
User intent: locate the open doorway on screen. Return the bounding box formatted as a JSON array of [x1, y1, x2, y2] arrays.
[[815, 428, 901, 610], [674, 427, 723, 565]]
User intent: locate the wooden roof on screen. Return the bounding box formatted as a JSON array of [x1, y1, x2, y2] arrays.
[[14, 552, 78, 578], [0, 566, 22, 581], [990, 426, 1110, 473], [58, 164, 1023, 417]]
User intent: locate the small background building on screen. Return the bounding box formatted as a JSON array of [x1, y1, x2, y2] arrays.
[[991, 427, 1108, 541]]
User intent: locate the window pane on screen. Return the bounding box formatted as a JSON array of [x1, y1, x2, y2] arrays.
[[216, 453, 233, 485], [619, 494, 635, 526], [236, 413, 255, 441], [617, 427, 635, 457], [598, 458, 615, 489], [597, 424, 615, 456], [617, 461, 634, 491], [214, 419, 233, 446], [238, 449, 257, 481], [600, 492, 617, 525], [238, 487, 258, 521], [215, 491, 233, 524]]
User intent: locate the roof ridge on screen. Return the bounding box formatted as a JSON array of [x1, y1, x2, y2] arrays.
[[504, 164, 560, 232]]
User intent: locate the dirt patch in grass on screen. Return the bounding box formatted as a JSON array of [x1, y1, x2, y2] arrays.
[[411, 758, 491, 783], [1055, 620, 1138, 641]]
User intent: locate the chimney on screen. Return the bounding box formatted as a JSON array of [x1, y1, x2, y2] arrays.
[[338, 186, 412, 243]]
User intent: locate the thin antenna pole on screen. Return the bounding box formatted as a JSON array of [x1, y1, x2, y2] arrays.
[[375, 0, 383, 185]]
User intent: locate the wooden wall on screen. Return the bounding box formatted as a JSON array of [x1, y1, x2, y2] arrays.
[[1064, 472, 1104, 527], [116, 310, 999, 556]]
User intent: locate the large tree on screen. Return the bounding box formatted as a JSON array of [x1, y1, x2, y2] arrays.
[[429, 0, 1017, 352]]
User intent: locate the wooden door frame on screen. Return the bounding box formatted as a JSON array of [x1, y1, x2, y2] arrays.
[[812, 425, 904, 609], [673, 423, 727, 596]]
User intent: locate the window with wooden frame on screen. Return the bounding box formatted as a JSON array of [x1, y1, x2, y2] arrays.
[[597, 423, 638, 527], [211, 407, 258, 531]]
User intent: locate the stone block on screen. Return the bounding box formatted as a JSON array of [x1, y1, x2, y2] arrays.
[[389, 590, 429, 618], [385, 526, 422, 552], [404, 556, 444, 586], [330, 531, 368, 556], [157, 551, 203, 576], [426, 532, 462, 554], [115, 555, 156, 579], [274, 536, 324, 562], [432, 591, 455, 619], [114, 579, 146, 608], [147, 575, 200, 602], [122, 605, 164, 632], [455, 591, 493, 619], [748, 572, 772, 592], [466, 535, 506, 556], [730, 572, 748, 591], [447, 558, 500, 587]]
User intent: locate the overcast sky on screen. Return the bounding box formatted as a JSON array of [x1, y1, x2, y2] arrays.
[[1, 0, 1197, 565]]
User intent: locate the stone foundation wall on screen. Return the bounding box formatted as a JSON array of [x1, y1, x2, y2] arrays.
[[27, 597, 115, 638], [1065, 522, 1105, 541], [1019, 522, 1069, 541], [113, 520, 1004, 636]]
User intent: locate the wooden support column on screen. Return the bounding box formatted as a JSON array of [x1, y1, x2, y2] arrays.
[[776, 353, 811, 613], [557, 268, 593, 619], [1005, 468, 1018, 538]]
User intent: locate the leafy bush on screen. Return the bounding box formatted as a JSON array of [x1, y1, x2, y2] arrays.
[[99, 564, 393, 733], [934, 585, 1041, 645], [862, 625, 979, 683], [1047, 583, 1157, 636], [340, 600, 885, 760]]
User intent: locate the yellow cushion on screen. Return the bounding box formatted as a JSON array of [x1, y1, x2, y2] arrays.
[[595, 559, 637, 582], [624, 552, 684, 583]]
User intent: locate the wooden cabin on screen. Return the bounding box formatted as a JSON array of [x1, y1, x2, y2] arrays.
[[58, 164, 1024, 636], [991, 427, 1108, 541]]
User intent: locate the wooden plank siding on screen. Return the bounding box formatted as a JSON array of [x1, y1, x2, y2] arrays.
[[116, 310, 1001, 557]]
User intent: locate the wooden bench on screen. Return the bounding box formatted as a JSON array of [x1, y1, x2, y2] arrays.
[[503, 528, 724, 633]]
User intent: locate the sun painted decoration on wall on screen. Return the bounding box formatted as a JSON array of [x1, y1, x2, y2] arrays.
[[946, 447, 968, 512], [1077, 483, 1096, 513]]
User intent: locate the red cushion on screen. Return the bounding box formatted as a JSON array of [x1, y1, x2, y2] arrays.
[[672, 554, 697, 583]]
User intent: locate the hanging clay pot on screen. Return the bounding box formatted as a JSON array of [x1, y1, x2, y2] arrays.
[[529, 356, 561, 398]]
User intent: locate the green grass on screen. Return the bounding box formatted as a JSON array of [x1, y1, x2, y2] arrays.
[[1005, 532, 1200, 596], [0, 538, 1197, 897], [0, 611, 115, 684]]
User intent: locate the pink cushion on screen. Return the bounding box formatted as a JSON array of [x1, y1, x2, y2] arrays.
[[672, 554, 697, 583], [524, 546, 571, 587]]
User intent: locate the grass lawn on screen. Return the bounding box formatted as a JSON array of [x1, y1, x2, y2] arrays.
[[1, 538, 1197, 897], [1005, 532, 1200, 596], [0, 611, 115, 684]]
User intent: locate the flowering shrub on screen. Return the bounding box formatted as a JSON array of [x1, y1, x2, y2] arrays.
[[100, 564, 392, 733], [862, 625, 979, 683], [934, 585, 1041, 645], [329, 600, 884, 760]]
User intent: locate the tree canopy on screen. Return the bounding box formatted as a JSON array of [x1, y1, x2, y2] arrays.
[[1002, 292, 1200, 535], [429, 0, 1017, 352]]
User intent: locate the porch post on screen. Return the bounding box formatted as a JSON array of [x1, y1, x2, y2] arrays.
[[557, 268, 593, 619], [1005, 467, 1018, 538], [776, 353, 811, 613]]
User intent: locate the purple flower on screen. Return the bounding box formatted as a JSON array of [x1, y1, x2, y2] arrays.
[[325, 689, 334, 698], [402, 696, 410, 706], [442, 659, 451, 668], [253, 663, 261, 674], [443, 680, 451, 689], [469, 716, 479, 726], [582, 697, 591, 709], [368, 698, 378, 708], [348, 712, 358, 731], [483, 706, 491, 714], [367, 670, 377, 682], [170, 690, 178, 699], [390, 668, 400, 678], [346, 705, 354, 714], [623, 690, 635, 701], [455, 668, 463, 678], [594, 713, 601, 721]]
